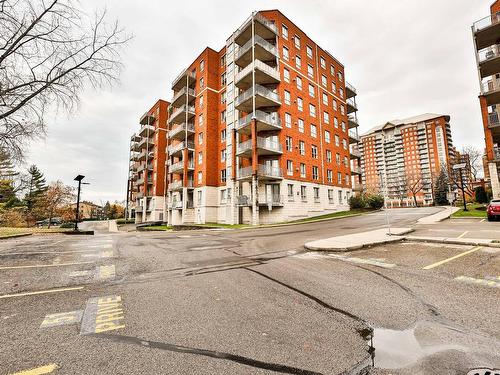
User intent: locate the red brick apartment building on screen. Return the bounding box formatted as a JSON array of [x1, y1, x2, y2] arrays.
[[472, 0, 500, 199], [128, 10, 362, 225], [360, 114, 455, 207]]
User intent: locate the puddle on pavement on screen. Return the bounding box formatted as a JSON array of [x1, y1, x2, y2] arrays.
[[371, 326, 467, 369]]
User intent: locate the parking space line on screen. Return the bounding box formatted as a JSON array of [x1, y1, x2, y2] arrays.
[[457, 231, 468, 239], [10, 364, 58, 375], [0, 250, 99, 256], [422, 246, 482, 270], [0, 261, 94, 270], [0, 286, 84, 299], [480, 218, 486, 222]]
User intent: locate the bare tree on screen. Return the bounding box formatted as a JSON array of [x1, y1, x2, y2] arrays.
[[460, 146, 482, 181], [0, 0, 131, 160], [406, 170, 423, 207], [34, 180, 74, 228]]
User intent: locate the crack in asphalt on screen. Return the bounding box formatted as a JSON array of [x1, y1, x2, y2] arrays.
[[93, 333, 324, 375]]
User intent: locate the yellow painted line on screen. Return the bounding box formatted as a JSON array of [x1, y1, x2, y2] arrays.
[[0, 261, 94, 270], [457, 231, 468, 239], [423, 246, 482, 270], [10, 364, 58, 375], [0, 286, 84, 299]]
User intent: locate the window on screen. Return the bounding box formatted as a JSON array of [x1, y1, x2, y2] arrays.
[[341, 105, 345, 115], [285, 112, 292, 128], [295, 55, 301, 69], [336, 153, 340, 165], [300, 163, 306, 178], [338, 71, 343, 82], [220, 110, 226, 123], [220, 189, 227, 203], [286, 136, 293, 152], [332, 99, 337, 111], [284, 68, 290, 83], [287, 160, 293, 176], [199, 77, 204, 89], [220, 54, 226, 66], [312, 167, 319, 181], [335, 135, 339, 146], [298, 119, 304, 133], [341, 121, 346, 132], [306, 45, 313, 58], [334, 117, 339, 128], [308, 84, 315, 98], [342, 139, 347, 150], [296, 76, 302, 90], [198, 132, 204, 145], [198, 114, 204, 126], [338, 172, 342, 184], [323, 111, 330, 124], [301, 185, 307, 201], [287, 184, 294, 200], [328, 189, 334, 203], [198, 171, 203, 183], [221, 169, 227, 183], [330, 65, 335, 76], [221, 149, 226, 162], [221, 129, 226, 142], [294, 35, 301, 48], [321, 74, 327, 87], [320, 56, 326, 69], [313, 186, 320, 201], [221, 72, 226, 85], [309, 104, 316, 118], [283, 46, 289, 60], [339, 88, 344, 99], [199, 95, 204, 108], [326, 150, 332, 162], [297, 97, 303, 112], [322, 92, 328, 105], [282, 24, 288, 39], [197, 190, 202, 205], [344, 156, 348, 167], [327, 170, 333, 183], [311, 145, 318, 159], [338, 190, 343, 204], [325, 130, 331, 143], [200, 59, 205, 71], [299, 141, 305, 155], [284, 90, 291, 105], [310, 124, 317, 138], [198, 151, 203, 165], [220, 91, 226, 104], [307, 64, 314, 78], [331, 81, 336, 93]]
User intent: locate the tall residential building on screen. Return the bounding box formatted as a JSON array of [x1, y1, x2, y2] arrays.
[[472, 0, 500, 198], [128, 100, 169, 223], [359, 114, 455, 207], [130, 10, 361, 225]]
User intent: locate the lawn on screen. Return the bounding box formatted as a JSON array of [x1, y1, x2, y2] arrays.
[[139, 225, 173, 231], [282, 208, 374, 224], [0, 226, 73, 238], [452, 203, 488, 218]]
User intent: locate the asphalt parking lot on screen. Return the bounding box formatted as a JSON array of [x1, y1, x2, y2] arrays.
[[0, 208, 498, 375]]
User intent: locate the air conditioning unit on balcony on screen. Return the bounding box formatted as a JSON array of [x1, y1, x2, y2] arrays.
[[486, 50, 495, 59]]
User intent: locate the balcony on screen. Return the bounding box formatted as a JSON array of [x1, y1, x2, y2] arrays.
[[236, 137, 283, 157], [258, 194, 284, 207], [478, 46, 500, 78], [131, 134, 141, 142], [481, 79, 500, 105], [138, 137, 154, 149], [347, 98, 358, 114], [136, 191, 145, 199], [348, 114, 359, 129], [167, 141, 195, 157], [493, 148, 500, 162], [235, 35, 278, 68], [168, 104, 195, 125], [137, 163, 153, 173], [140, 113, 155, 126], [171, 87, 196, 108], [139, 124, 155, 137], [237, 164, 283, 181], [171, 200, 183, 210], [234, 84, 281, 112], [236, 110, 282, 135], [234, 13, 277, 47], [168, 123, 195, 140], [235, 59, 280, 90], [345, 82, 357, 99], [172, 69, 196, 92], [136, 177, 152, 186], [137, 150, 154, 162], [130, 141, 140, 152], [351, 164, 362, 175], [168, 160, 194, 174], [350, 146, 361, 159], [473, 13, 500, 50], [348, 129, 360, 144]]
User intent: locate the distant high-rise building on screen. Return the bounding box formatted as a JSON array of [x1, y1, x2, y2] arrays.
[[472, 0, 500, 198], [359, 114, 455, 207]]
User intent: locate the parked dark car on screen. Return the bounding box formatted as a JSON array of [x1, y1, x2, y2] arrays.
[[487, 199, 500, 221]]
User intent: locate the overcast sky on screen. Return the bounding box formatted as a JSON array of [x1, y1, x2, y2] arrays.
[[26, 0, 490, 204]]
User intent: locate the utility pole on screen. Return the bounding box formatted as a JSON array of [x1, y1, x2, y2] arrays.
[[74, 175, 85, 231]]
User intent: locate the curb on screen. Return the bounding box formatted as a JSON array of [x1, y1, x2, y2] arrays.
[[0, 233, 33, 240], [404, 236, 500, 248], [63, 230, 94, 235], [304, 237, 403, 252]]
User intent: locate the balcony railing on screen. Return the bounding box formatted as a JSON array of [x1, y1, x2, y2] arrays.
[[236, 110, 281, 132], [168, 161, 184, 173], [257, 137, 282, 152], [235, 59, 280, 87], [137, 163, 153, 173], [171, 200, 183, 209], [171, 87, 196, 105], [167, 141, 195, 155], [236, 35, 278, 62], [351, 165, 362, 175], [349, 129, 360, 142], [234, 84, 280, 108], [172, 69, 196, 90], [478, 45, 500, 64], [139, 124, 155, 137], [481, 79, 500, 95], [258, 194, 283, 206], [345, 82, 357, 98], [489, 112, 500, 127], [168, 123, 195, 139], [138, 137, 154, 149], [473, 13, 500, 33], [347, 98, 358, 113], [169, 104, 195, 124]]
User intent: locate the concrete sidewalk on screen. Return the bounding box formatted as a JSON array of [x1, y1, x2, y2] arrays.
[[416, 206, 459, 224], [304, 227, 414, 251], [405, 235, 500, 247]]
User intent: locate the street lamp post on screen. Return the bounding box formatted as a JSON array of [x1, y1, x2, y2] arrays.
[[74, 175, 85, 231], [452, 163, 468, 212]]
